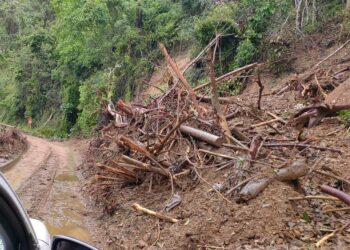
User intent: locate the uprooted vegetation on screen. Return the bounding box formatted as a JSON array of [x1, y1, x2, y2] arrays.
[[81, 32, 350, 249]]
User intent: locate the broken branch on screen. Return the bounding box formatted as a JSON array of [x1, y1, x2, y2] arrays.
[[158, 42, 201, 113], [194, 63, 258, 91], [321, 185, 350, 206], [132, 203, 179, 223]]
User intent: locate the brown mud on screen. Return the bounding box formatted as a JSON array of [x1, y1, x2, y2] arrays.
[[81, 27, 350, 249], [3, 135, 104, 249]]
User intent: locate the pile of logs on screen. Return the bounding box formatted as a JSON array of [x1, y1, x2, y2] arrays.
[[88, 41, 347, 200]]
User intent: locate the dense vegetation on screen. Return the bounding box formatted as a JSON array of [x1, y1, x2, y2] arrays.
[[0, 0, 347, 137]]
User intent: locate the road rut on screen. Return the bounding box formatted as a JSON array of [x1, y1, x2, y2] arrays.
[[4, 135, 95, 245]]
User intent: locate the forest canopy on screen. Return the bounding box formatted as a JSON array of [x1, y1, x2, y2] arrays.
[[0, 0, 347, 137]]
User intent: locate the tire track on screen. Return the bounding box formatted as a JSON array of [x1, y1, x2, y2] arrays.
[[16, 149, 58, 216], [3, 135, 97, 246]]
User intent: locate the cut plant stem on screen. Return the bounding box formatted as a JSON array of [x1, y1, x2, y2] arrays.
[[158, 42, 201, 113], [132, 203, 179, 223], [226, 134, 250, 151], [323, 207, 350, 213], [315, 170, 350, 186], [263, 143, 342, 153], [247, 110, 282, 134], [193, 63, 258, 91], [179, 125, 225, 147], [315, 221, 350, 248], [288, 195, 340, 201], [207, 48, 232, 142], [251, 118, 280, 128], [266, 111, 287, 125]]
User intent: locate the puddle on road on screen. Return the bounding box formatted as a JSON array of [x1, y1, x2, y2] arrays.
[[45, 222, 91, 242], [43, 152, 92, 243], [55, 173, 79, 182]]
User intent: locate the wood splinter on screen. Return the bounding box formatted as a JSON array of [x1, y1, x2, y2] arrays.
[[132, 203, 179, 223]]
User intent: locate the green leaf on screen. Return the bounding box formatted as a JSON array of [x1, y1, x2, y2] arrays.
[[302, 212, 311, 223]]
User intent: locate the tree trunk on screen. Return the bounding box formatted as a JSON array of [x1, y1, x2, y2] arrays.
[[347, 0, 350, 10]]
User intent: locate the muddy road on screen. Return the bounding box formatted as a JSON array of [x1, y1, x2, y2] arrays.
[[3, 135, 98, 246]]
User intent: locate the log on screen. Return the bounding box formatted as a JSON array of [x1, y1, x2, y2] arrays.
[[207, 49, 232, 141], [116, 100, 134, 116], [193, 62, 258, 91], [179, 125, 224, 147], [132, 203, 179, 223], [158, 43, 201, 113], [153, 115, 191, 154], [120, 155, 150, 169], [321, 185, 350, 206], [256, 73, 264, 110], [118, 136, 168, 175], [118, 156, 166, 176]]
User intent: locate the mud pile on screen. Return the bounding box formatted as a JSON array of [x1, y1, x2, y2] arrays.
[[82, 46, 350, 249], [0, 127, 27, 164]]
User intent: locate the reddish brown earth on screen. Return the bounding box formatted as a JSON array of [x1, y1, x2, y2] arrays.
[[80, 29, 350, 250], [0, 127, 26, 166]]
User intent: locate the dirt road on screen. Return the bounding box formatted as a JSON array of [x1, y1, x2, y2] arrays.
[[3, 135, 96, 246]]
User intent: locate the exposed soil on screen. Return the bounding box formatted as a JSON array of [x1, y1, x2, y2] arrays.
[[3, 135, 105, 249], [81, 27, 350, 249], [0, 127, 27, 166]]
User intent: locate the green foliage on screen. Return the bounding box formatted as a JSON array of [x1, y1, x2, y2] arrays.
[[52, 0, 111, 74], [231, 0, 291, 68], [194, 3, 239, 46], [180, 0, 212, 16], [193, 3, 240, 75], [62, 85, 80, 134], [218, 78, 242, 96], [76, 72, 108, 136], [0, 0, 347, 138], [338, 110, 350, 127], [231, 39, 257, 68]]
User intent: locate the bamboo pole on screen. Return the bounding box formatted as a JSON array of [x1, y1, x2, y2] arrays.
[[179, 125, 224, 147]]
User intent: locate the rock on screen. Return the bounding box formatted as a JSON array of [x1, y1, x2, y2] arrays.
[[325, 77, 350, 107]]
